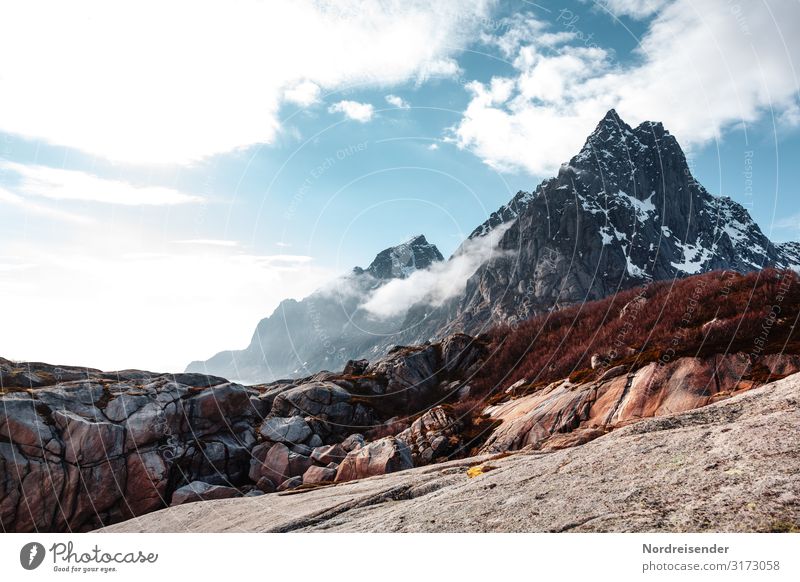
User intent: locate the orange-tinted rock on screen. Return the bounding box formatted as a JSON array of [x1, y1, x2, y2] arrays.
[[482, 353, 800, 454], [334, 437, 412, 482]]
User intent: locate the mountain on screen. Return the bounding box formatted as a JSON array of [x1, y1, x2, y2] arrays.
[[446, 109, 797, 333], [190, 110, 798, 382], [186, 235, 444, 383]]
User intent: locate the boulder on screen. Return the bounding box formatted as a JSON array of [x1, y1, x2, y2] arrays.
[[259, 416, 312, 444], [365, 344, 442, 413], [343, 359, 369, 376], [255, 443, 312, 485], [256, 477, 276, 494], [0, 361, 259, 533], [341, 433, 365, 452], [310, 443, 347, 465], [441, 333, 485, 376], [334, 437, 413, 482], [277, 476, 303, 491], [397, 407, 461, 465], [303, 465, 337, 485], [170, 481, 240, 506]]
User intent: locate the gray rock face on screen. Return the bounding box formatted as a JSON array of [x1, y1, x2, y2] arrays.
[[259, 416, 312, 444], [0, 364, 258, 532]]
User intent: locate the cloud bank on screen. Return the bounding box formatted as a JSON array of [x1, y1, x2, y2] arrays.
[[0, 0, 493, 164], [452, 0, 800, 176], [361, 223, 511, 318]]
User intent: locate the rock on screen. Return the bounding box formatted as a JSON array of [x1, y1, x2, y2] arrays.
[[302, 465, 337, 485], [271, 382, 351, 417], [259, 416, 312, 444], [335, 437, 413, 482], [256, 443, 313, 485], [365, 344, 442, 413], [481, 353, 788, 454], [103, 372, 800, 533], [341, 433, 365, 452], [598, 365, 627, 382], [277, 476, 303, 491], [249, 442, 274, 482], [456, 384, 471, 401], [504, 378, 528, 394], [244, 490, 264, 497], [397, 407, 462, 465], [310, 443, 347, 465], [256, 477, 276, 494], [0, 360, 258, 533], [343, 359, 369, 376], [441, 333, 485, 376], [307, 433, 323, 449], [170, 481, 240, 506]]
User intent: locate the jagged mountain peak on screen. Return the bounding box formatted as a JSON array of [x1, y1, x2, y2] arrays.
[[355, 234, 444, 280]]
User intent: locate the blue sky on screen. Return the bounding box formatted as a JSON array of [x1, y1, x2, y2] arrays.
[[1, 0, 799, 371]]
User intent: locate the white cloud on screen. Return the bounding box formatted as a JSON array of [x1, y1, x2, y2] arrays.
[[361, 223, 511, 318], [428, 143, 440, 150], [283, 80, 322, 107], [0, 235, 334, 372], [415, 57, 463, 82], [329, 100, 375, 123], [1, 161, 202, 205], [0, 186, 91, 224], [588, 0, 670, 19], [0, 0, 492, 164], [453, 1, 800, 176], [385, 94, 411, 109]]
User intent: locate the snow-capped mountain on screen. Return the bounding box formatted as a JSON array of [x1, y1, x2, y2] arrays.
[[186, 235, 444, 383], [189, 110, 798, 382], [353, 234, 444, 279], [447, 109, 795, 333]]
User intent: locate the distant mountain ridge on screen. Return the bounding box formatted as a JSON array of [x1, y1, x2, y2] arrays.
[[186, 235, 445, 383], [189, 110, 799, 383]]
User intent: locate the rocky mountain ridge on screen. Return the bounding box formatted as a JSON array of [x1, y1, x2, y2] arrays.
[[191, 110, 799, 383], [186, 235, 445, 383]]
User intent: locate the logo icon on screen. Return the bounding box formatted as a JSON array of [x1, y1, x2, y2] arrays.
[[20, 542, 46, 570]]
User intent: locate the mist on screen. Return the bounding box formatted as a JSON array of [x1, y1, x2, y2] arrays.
[[360, 223, 512, 318]]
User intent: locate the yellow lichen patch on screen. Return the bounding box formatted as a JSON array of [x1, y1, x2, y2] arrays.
[[466, 464, 497, 478]]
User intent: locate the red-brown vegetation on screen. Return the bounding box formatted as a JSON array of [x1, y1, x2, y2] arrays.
[[471, 269, 800, 397]]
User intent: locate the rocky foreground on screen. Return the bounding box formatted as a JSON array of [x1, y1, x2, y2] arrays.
[[2, 338, 799, 532], [102, 373, 800, 533]]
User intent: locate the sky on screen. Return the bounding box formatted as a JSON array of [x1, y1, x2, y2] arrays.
[[1, 0, 799, 372]]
